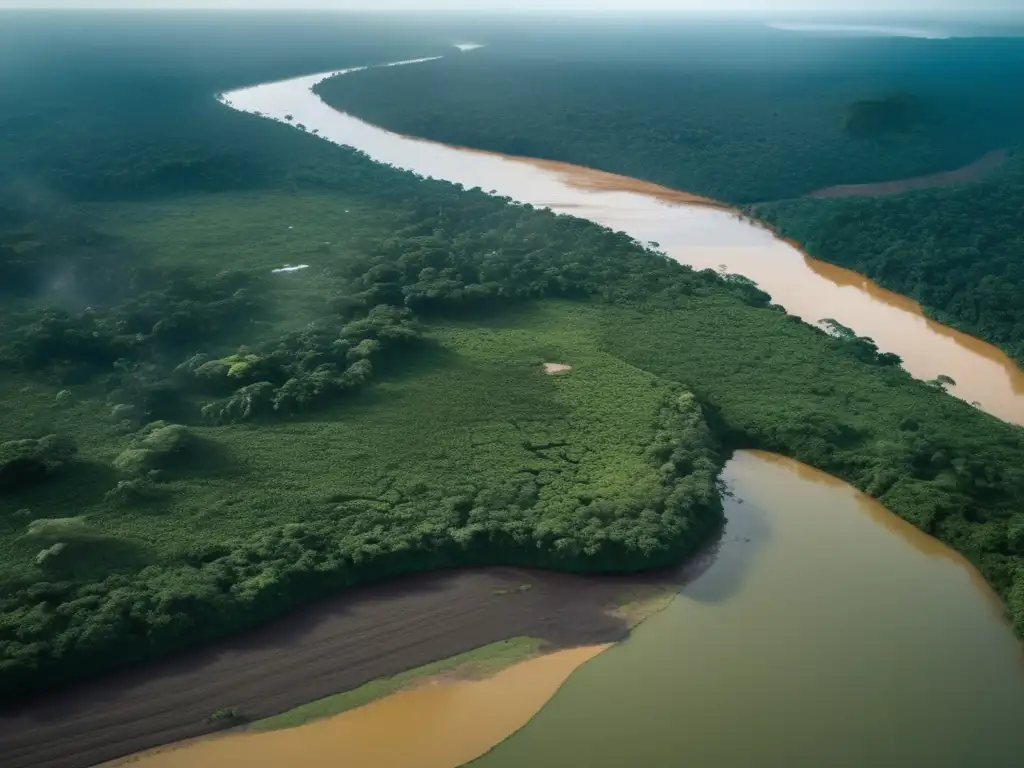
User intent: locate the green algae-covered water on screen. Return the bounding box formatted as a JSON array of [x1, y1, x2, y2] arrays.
[[470, 451, 1024, 768]]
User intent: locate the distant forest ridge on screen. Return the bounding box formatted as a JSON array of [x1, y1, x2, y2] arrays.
[[314, 39, 1024, 366], [314, 42, 1024, 204]]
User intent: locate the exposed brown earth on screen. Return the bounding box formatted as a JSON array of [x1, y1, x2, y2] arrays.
[[0, 550, 718, 768], [810, 148, 1007, 199]]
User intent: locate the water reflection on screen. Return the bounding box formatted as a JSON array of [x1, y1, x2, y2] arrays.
[[471, 451, 1024, 768], [748, 450, 1009, 617]]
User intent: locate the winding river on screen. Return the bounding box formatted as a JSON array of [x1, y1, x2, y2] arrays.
[[221, 56, 1024, 427], [195, 56, 1024, 767]]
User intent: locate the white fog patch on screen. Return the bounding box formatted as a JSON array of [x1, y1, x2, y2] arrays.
[[272, 264, 310, 274], [766, 22, 951, 40], [381, 57, 443, 69]]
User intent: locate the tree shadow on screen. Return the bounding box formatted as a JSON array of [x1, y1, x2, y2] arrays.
[[371, 336, 461, 382], [678, 492, 772, 606], [0, 459, 119, 516], [162, 435, 242, 482], [39, 536, 155, 583]]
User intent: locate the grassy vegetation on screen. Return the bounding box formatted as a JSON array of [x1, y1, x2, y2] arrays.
[[250, 636, 545, 731]]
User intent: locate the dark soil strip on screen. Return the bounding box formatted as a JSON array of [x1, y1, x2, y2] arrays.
[[0, 550, 718, 768], [810, 149, 1007, 199]]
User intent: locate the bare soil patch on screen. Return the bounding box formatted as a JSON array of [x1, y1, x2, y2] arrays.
[[542, 362, 572, 375], [0, 546, 719, 768], [810, 149, 1006, 199]]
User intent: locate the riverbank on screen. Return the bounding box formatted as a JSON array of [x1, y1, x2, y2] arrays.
[[467, 451, 1024, 768], [0, 560, 712, 768], [100, 644, 612, 768], [261, 64, 1024, 423], [809, 149, 1007, 198], [5, 49, 1024, 768], [98, 451, 1024, 768]]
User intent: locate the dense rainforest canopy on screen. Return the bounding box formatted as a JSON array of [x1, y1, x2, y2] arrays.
[[315, 33, 1024, 376], [1, 15, 1023, 704], [757, 155, 1024, 365], [315, 37, 1024, 204]]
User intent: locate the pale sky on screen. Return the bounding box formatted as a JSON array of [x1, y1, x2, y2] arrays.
[[0, 0, 1019, 13]]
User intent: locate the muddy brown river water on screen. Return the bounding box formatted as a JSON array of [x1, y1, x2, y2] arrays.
[[128, 57, 1024, 767], [107, 451, 1024, 768], [223, 58, 1024, 426]]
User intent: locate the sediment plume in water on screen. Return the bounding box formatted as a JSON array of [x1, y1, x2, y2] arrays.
[[101, 645, 609, 768]]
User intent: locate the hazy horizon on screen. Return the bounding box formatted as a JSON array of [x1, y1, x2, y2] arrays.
[[1, 0, 1022, 16]]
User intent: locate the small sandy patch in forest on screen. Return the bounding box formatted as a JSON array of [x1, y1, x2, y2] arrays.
[[543, 363, 572, 375]]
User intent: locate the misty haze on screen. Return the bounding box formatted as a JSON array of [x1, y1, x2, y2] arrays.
[[1, 4, 1023, 768]]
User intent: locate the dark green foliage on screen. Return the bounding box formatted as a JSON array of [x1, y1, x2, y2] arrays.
[[208, 706, 247, 727], [191, 306, 420, 423], [819, 319, 904, 367], [1009, 517, 1024, 555], [0, 299, 727, 701], [2, 17, 1024, 705], [315, 38, 1024, 203], [112, 423, 195, 476], [0, 265, 267, 393], [845, 93, 927, 138], [758, 158, 1024, 363], [0, 435, 77, 495]]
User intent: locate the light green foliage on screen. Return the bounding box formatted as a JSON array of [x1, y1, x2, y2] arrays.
[[113, 423, 194, 475], [26, 517, 90, 540], [34, 542, 68, 568], [139, 423, 193, 455], [112, 448, 155, 476], [224, 353, 264, 380], [0, 435, 76, 468]]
